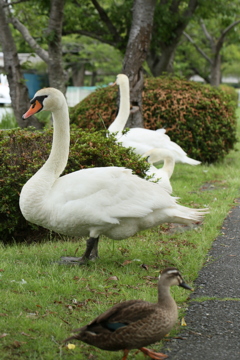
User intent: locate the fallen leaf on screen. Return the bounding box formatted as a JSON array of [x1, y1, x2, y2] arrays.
[[21, 332, 36, 339], [74, 247, 79, 255], [13, 340, 26, 348], [66, 343, 76, 350], [140, 264, 149, 270], [122, 260, 132, 266], [181, 317, 187, 326], [26, 312, 38, 318], [0, 333, 8, 338], [105, 276, 119, 281]]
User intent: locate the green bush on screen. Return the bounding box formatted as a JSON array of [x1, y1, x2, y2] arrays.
[[70, 76, 238, 164], [218, 84, 239, 107], [0, 126, 149, 243]]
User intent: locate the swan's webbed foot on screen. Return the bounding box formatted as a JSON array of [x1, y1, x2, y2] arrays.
[[58, 237, 99, 265], [58, 256, 87, 265]]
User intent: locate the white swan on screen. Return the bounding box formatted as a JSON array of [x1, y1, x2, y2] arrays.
[[143, 148, 175, 194], [20, 87, 207, 264], [109, 74, 201, 166]]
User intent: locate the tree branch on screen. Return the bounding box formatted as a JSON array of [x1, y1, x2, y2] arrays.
[[216, 19, 240, 52], [90, 0, 122, 45], [9, 16, 49, 63], [183, 0, 199, 16], [200, 19, 215, 50], [2, 0, 30, 7], [62, 29, 116, 47], [190, 66, 210, 83], [183, 31, 213, 65]]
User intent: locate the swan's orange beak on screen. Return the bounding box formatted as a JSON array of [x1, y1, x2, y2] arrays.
[[22, 100, 43, 119], [111, 81, 116, 86]]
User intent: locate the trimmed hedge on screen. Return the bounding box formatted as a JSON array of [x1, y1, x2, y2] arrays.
[[0, 126, 149, 243], [70, 76, 238, 164]]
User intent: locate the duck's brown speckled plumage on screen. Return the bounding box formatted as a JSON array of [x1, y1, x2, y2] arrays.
[[64, 268, 192, 359]]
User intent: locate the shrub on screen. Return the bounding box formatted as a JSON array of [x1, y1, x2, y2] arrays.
[[218, 84, 238, 107], [0, 126, 149, 243], [70, 76, 238, 164]]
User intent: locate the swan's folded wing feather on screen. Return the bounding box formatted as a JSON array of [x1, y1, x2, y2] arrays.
[[46, 166, 175, 225], [118, 128, 187, 156]]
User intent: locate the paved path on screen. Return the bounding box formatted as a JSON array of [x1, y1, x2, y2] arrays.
[[163, 200, 240, 360]]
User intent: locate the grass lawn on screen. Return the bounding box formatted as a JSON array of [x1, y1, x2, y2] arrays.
[[1, 109, 240, 359]]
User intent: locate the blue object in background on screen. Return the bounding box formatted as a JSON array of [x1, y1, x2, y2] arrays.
[[23, 73, 49, 99]]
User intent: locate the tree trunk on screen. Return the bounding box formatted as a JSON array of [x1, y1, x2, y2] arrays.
[[46, 0, 66, 93], [91, 71, 97, 86], [122, 0, 156, 128], [148, 44, 177, 76], [185, 20, 240, 87], [10, 0, 67, 94], [210, 53, 221, 86], [147, 0, 199, 76], [72, 64, 85, 86], [0, 1, 42, 129]]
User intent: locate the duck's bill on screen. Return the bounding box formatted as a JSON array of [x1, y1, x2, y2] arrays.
[[22, 100, 43, 119], [180, 282, 193, 291]]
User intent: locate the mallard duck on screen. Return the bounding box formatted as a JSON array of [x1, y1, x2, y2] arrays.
[[143, 148, 176, 194], [109, 74, 201, 166], [20, 88, 207, 264], [64, 267, 192, 359]]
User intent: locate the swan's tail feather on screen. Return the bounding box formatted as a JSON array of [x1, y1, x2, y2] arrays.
[[169, 206, 209, 225], [184, 157, 201, 166]]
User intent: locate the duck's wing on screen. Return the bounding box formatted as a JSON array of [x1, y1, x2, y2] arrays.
[[74, 299, 156, 335]]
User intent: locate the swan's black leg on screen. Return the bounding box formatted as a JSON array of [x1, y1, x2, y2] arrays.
[[81, 237, 99, 261], [89, 237, 99, 260], [59, 236, 99, 265]]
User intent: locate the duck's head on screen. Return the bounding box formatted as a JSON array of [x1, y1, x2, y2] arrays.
[[22, 87, 65, 119], [159, 267, 193, 290]]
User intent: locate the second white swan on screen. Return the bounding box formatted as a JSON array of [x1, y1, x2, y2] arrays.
[[109, 74, 201, 166]]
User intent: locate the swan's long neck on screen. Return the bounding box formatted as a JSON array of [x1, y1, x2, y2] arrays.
[[163, 156, 175, 179], [108, 80, 130, 134], [42, 105, 70, 178], [19, 93, 70, 223]]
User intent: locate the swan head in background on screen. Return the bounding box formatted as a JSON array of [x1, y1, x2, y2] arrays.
[[142, 148, 176, 194], [143, 148, 175, 167], [143, 148, 175, 180]]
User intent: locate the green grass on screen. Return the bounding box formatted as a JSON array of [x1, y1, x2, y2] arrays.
[[0, 111, 18, 129], [1, 110, 240, 359]]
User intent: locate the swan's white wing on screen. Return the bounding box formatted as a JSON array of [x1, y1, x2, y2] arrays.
[[22, 165, 207, 239], [117, 128, 201, 165], [118, 128, 186, 156], [46, 167, 164, 225]]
